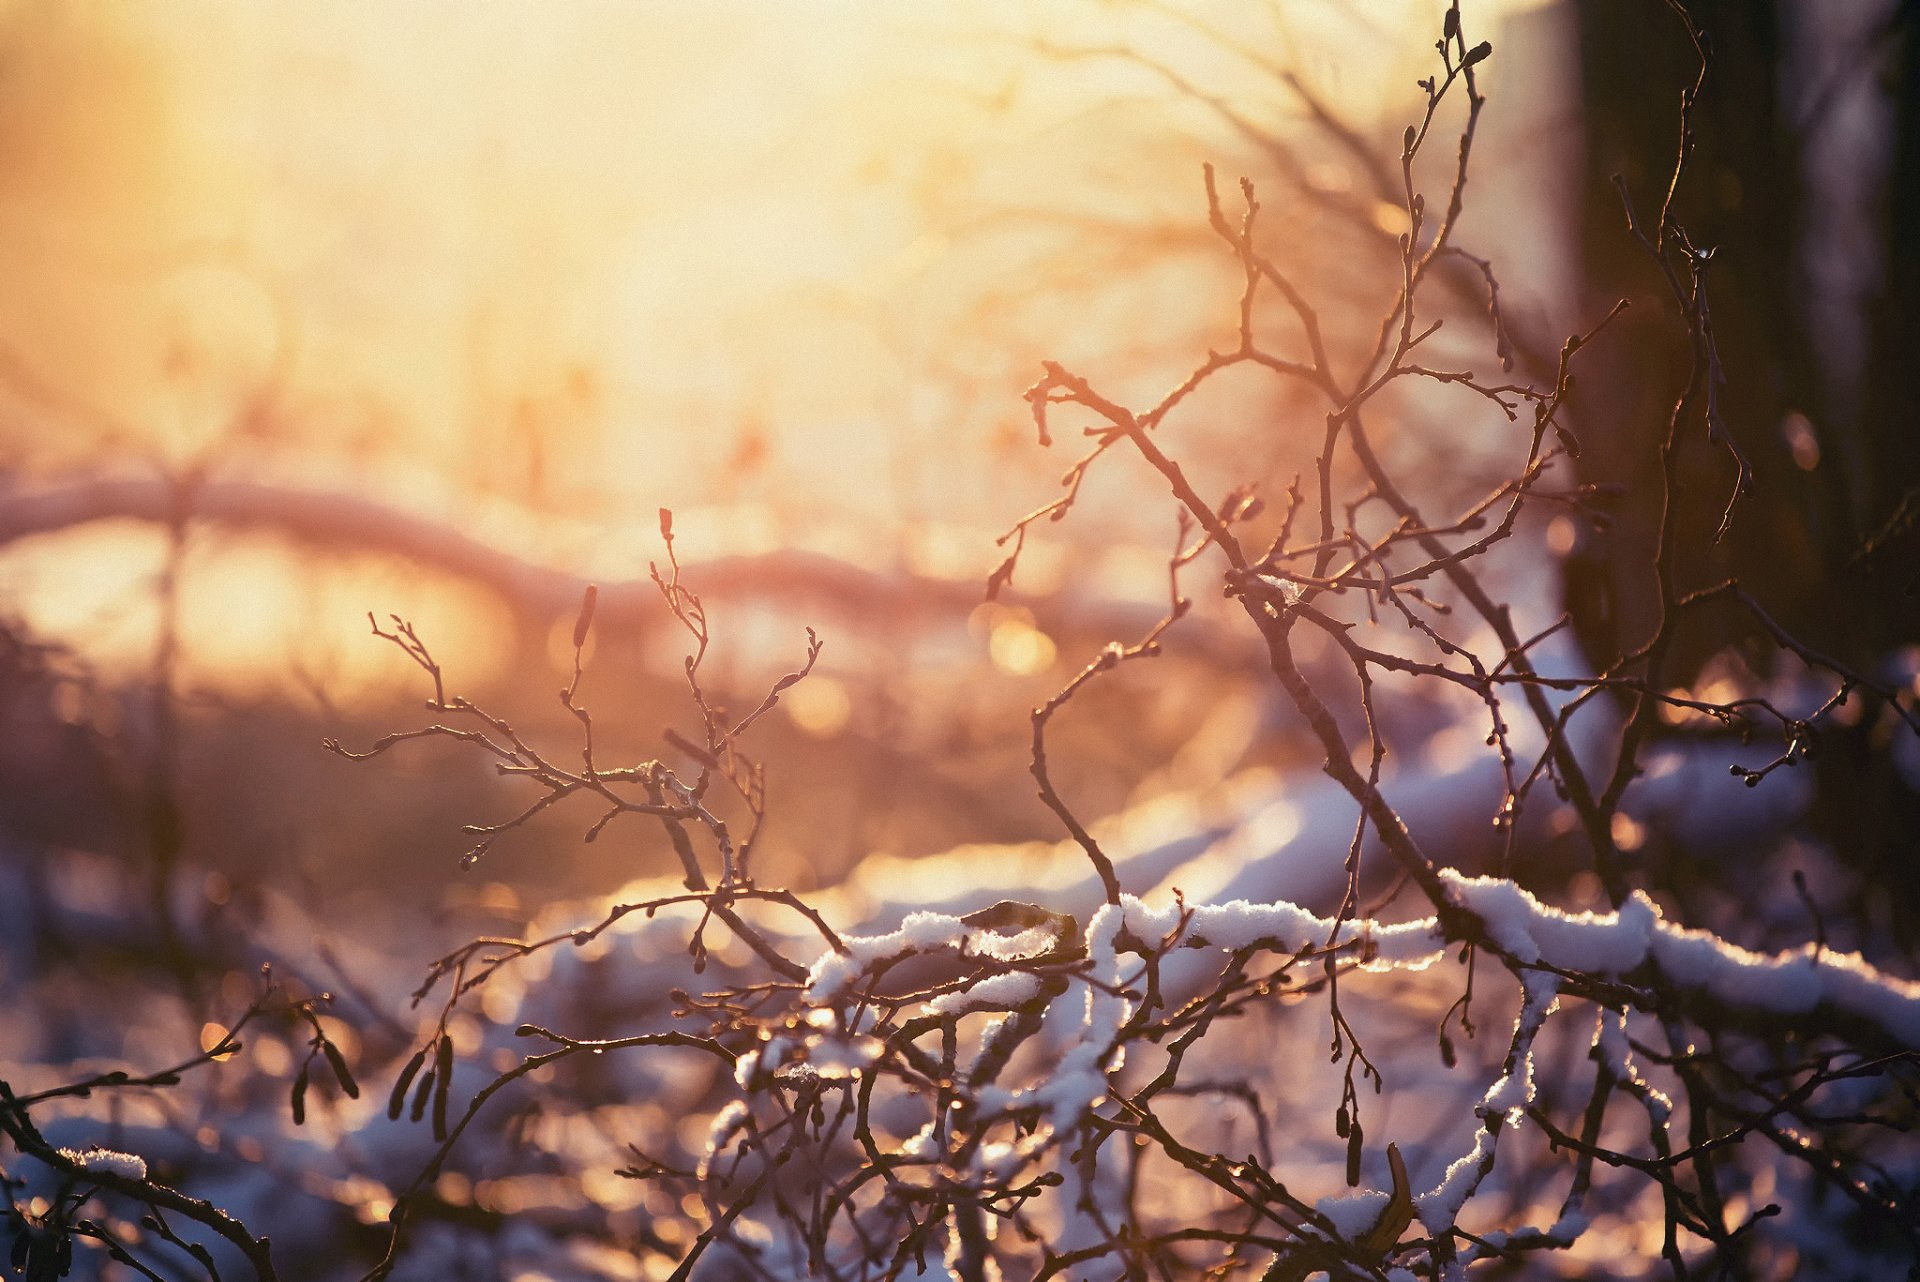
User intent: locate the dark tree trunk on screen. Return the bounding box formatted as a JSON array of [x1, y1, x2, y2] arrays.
[[1566, 0, 1832, 677], [1567, 0, 1920, 943], [1852, 4, 1920, 624]]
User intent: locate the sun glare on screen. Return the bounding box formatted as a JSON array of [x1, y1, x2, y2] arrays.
[[0, 0, 1501, 696]]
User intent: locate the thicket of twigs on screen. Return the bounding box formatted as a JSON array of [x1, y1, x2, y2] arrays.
[[6, 3, 1919, 1280]]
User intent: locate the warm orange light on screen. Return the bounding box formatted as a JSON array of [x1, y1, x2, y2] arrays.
[[0, 0, 1499, 709], [785, 675, 852, 738], [989, 617, 1057, 676]]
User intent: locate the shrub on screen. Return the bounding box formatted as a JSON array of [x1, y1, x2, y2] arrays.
[[5, 4, 1917, 1280]]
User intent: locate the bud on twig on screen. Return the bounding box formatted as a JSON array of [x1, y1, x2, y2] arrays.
[[573, 584, 599, 650]]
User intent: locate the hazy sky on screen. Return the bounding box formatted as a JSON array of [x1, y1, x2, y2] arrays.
[[0, 1, 1518, 498], [0, 0, 1547, 687]]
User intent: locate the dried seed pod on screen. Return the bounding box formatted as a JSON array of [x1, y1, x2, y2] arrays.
[[322, 1040, 359, 1100], [1346, 1121, 1365, 1187], [432, 1037, 454, 1140], [389, 1048, 428, 1120], [409, 1060, 436, 1124]]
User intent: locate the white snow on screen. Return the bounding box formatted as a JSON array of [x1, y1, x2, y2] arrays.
[[733, 1036, 791, 1089], [699, 1101, 752, 1183], [1318, 1188, 1391, 1239], [1435, 872, 1920, 1044], [793, 865, 1920, 1256], [57, 1146, 148, 1181], [805, 913, 1067, 1000], [1593, 1007, 1672, 1122], [1415, 1130, 1497, 1233], [928, 970, 1043, 1016]]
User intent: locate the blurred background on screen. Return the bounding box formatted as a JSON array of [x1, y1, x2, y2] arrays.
[[1, 0, 1915, 1039], [0, 0, 1541, 901]]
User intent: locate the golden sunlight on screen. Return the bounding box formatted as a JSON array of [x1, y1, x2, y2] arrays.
[[0, 0, 1502, 695]]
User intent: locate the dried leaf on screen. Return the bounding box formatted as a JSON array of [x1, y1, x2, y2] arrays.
[[1359, 1143, 1416, 1256]]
